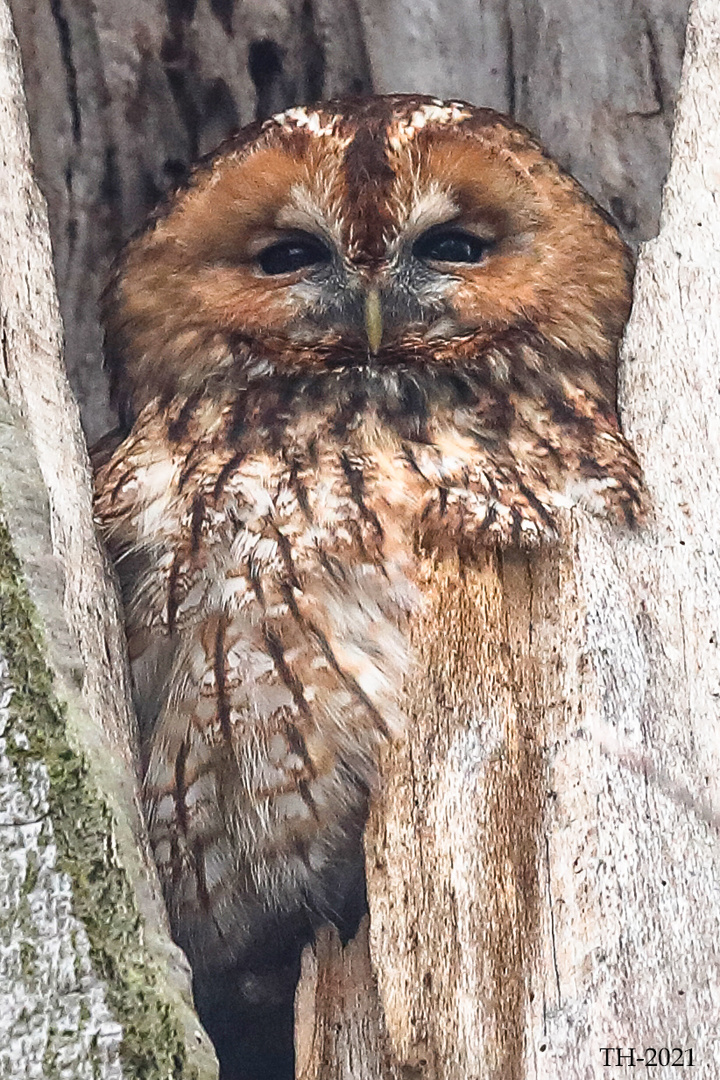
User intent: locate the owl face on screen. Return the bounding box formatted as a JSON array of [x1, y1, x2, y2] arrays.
[[105, 95, 632, 424]]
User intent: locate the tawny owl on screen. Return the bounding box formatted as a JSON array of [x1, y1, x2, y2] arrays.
[[93, 95, 644, 1078]]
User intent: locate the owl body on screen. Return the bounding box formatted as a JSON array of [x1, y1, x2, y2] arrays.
[[94, 95, 644, 1074]]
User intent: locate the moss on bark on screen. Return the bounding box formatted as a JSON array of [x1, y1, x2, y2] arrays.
[[0, 513, 199, 1080]]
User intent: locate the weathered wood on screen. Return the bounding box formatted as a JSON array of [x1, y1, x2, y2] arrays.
[[0, 2, 217, 1074], [295, 1, 720, 1076], [295, 919, 402, 1080], [9, 0, 687, 441]]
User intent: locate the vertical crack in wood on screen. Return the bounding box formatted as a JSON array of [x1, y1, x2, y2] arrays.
[[543, 834, 561, 1008]]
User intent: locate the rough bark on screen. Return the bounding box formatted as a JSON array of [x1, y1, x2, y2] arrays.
[[9, 0, 687, 442], [0, 3, 217, 1075], [295, 1, 720, 1076]]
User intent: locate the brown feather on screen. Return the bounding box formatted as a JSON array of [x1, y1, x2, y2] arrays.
[[94, 95, 645, 1035]]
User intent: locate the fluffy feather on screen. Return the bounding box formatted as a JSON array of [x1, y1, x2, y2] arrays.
[[94, 94, 644, 1077]]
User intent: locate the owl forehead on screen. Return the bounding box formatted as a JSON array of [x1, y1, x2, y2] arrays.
[[248, 99, 485, 261], [270, 99, 472, 144]]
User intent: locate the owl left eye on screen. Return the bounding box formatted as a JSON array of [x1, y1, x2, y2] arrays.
[[257, 236, 332, 275], [413, 229, 492, 264]]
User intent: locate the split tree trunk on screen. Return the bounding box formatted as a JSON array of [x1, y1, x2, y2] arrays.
[[2, 0, 715, 1078], [295, 1, 720, 1075]]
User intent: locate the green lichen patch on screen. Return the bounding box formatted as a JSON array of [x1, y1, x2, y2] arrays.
[[0, 515, 198, 1080]]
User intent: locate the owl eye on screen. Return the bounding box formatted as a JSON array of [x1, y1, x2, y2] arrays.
[[412, 229, 492, 264], [256, 236, 332, 275]]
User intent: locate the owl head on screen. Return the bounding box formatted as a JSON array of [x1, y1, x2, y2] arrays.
[[104, 95, 632, 427]]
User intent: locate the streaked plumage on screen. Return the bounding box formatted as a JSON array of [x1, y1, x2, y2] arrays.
[[93, 94, 644, 1077]]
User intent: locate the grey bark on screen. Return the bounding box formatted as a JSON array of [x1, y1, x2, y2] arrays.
[[9, 0, 687, 442], [0, 2, 217, 1075], [296, 1, 720, 1076]]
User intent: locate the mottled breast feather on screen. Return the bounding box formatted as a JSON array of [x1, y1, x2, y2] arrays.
[[94, 93, 645, 1051]]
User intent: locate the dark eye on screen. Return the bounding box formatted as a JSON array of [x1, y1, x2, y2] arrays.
[[412, 229, 492, 264], [257, 236, 331, 275]]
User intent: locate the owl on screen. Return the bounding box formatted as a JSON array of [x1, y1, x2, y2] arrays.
[[93, 95, 644, 1079]]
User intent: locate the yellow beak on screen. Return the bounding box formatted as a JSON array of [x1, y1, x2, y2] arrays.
[[364, 286, 383, 355]]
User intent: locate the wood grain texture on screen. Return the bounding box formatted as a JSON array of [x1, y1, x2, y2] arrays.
[[295, 919, 401, 1080], [295, 2, 720, 1076]]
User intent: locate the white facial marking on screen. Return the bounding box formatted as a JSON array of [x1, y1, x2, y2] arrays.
[[388, 101, 472, 151], [270, 107, 340, 138], [407, 186, 459, 230], [279, 183, 345, 249]]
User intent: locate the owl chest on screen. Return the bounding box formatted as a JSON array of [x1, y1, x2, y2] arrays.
[[123, 441, 404, 629], [97, 405, 561, 949], [118, 437, 417, 921], [120, 409, 541, 645]]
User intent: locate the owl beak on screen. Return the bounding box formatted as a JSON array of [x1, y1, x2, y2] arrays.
[[364, 286, 383, 355]]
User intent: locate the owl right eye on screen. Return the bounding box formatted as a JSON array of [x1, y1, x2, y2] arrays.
[[256, 236, 332, 275]]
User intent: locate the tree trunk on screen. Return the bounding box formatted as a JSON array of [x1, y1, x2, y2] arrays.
[[2, 0, 712, 1077], [0, 3, 217, 1075], [295, 0, 720, 1075]]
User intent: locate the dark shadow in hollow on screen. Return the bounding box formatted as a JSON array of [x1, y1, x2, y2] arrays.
[[191, 864, 368, 1080]]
